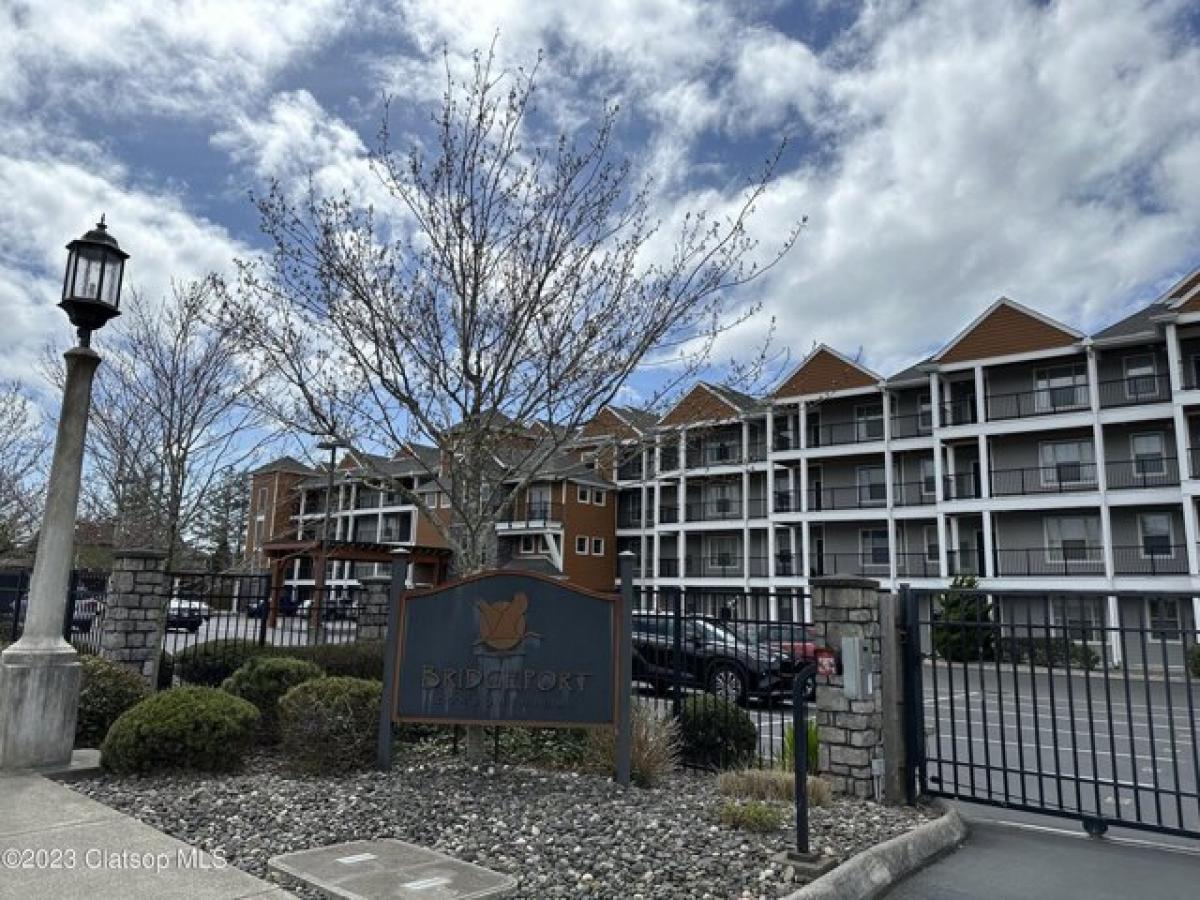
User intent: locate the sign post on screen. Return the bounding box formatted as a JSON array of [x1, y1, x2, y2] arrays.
[[616, 552, 635, 788], [376, 549, 409, 772]]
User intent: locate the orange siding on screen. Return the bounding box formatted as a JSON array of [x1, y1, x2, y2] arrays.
[[773, 348, 876, 397], [939, 304, 1077, 363], [660, 385, 740, 427], [578, 407, 641, 441], [561, 483, 617, 592]]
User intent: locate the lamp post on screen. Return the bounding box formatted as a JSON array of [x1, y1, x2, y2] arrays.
[[310, 437, 345, 639], [0, 217, 127, 770]]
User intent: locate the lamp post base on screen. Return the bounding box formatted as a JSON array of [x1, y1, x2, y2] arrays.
[[0, 643, 81, 771]]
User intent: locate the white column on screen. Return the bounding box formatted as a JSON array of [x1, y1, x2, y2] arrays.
[[931, 371, 948, 578], [974, 365, 987, 423], [767, 522, 777, 580], [800, 520, 810, 580], [981, 510, 995, 578], [883, 390, 897, 583], [799, 401, 809, 449], [977, 435, 990, 500], [1166, 326, 1200, 574], [799, 461, 808, 513], [1106, 595, 1123, 667], [741, 419, 750, 464]]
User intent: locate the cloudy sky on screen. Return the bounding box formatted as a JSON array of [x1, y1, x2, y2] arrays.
[[3, 0, 1199, 393]]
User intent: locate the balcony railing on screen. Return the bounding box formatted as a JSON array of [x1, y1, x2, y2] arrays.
[[940, 397, 977, 426], [685, 556, 745, 578], [685, 444, 742, 468], [775, 553, 797, 576], [617, 508, 644, 529], [895, 552, 941, 577], [993, 547, 1105, 577], [890, 412, 933, 439], [659, 558, 680, 577], [772, 432, 798, 451], [659, 504, 679, 524], [1191, 447, 1200, 480], [985, 384, 1089, 421], [807, 419, 885, 448], [1105, 456, 1180, 489], [616, 460, 644, 481], [683, 497, 769, 521], [990, 462, 1099, 496], [1098, 373, 1171, 408], [808, 484, 888, 511], [496, 501, 563, 527], [808, 552, 891, 577], [947, 549, 982, 576], [893, 479, 937, 506], [1111, 545, 1188, 575], [773, 489, 803, 513], [944, 471, 981, 500]]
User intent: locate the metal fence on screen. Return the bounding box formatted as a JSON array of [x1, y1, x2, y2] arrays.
[[165, 573, 364, 682], [904, 586, 1200, 838], [632, 588, 823, 772], [0, 567, 107, 652]]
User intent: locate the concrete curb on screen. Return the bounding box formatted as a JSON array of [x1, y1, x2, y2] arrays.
[[780, 802, 967, 900]]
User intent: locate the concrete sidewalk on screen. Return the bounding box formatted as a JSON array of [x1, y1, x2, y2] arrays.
[[0, 772, 293, 899], [885, 808, 1200, 900]]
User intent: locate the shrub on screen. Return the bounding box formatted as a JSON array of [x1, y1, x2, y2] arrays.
[[222, 656, 325, 742], [100, 688, 259, 774], [75, 656, 150, 748], [1190, 645, 1200, 678], [932, 577, 996, 662], [282, 641, 384, 680], [278, 677, 381, 774], [588, 701, 680, 786], [678, 695, 757, 771], [175, 639, 267, 686], [717, 799, 785, 832], [497, 727, 592, 769], [999, 637, 1101, 671], [779, 718, 820, 775], [716, 769, 833, 807]]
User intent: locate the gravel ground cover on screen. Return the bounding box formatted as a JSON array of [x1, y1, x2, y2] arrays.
[[74, 745, 935, 899]]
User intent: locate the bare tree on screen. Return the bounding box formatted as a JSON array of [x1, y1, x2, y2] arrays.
[[47, 280, 271, 565], [0, 381, 49, 555], [221, 46, 800, 574]]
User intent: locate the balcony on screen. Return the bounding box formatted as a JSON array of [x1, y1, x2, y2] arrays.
[[808, 551, 891, 578], [947, 549, 982, 576], [1192, 447, 1200, 479], [659, 558, 680, 577], [893, 479, 937, 506], [685, 556, 745, 578], [1098, 373, 1171, 408], [1111, 545, 1188, 575], [990, 463, 1099, 497], [496, 501, 563, 529], [354, 491, 381, 510], [890, 412, 933, 439], [895, 552, 941, 578], [985, 384, 1089, 421], [991, 545, 1187, 576], [773, 488, 802, 513], [808, 483, 888, 511], [944, 471, 981, 500], [683, 498, 769, 521], [659, 504, 679, 524], [940, 397, 977, 426], [616, 460, 644, 481], [1105, 456, 1180, 489], [775, 552, 797, 576], [807, 419, 885, 448], [772, 432, 798, 451], [617, 508, 645, 529]]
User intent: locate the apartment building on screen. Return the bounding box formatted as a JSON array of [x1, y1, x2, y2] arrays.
[[615, 270, 1200, 666]]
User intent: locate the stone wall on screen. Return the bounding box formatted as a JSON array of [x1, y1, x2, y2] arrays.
[[99, 549, 168, 687], [357, 576, 391, 641], [810, 576, 884, 800]]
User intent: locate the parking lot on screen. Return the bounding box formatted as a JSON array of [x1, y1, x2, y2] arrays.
[[160, 611, 360, 656], [922, 662, 1200, 835]]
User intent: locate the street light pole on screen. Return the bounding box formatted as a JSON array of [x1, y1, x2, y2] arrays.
[[310, 438, 344, 640], [0, 218, 127, 770]]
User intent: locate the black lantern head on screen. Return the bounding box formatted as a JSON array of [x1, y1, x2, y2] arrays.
[[60, 215, 129, 345]]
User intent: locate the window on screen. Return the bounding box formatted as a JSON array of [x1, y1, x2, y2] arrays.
[[577, 486, 590, 504], [593, 490, 606, 507], [1044, 516, 1101, 562], [439, 491, 451, 509], [705, 439, 736, 464], [1131, 433, 1167, 477], [1038, 440, 1095, 486], [860, 528, 889, 566], [924, 525, 939, 563], [855, 404, 884, 441], [856, 465, 887, 505], [575, 536, 588, 555], [1034, 363, 1088, 412], [708, 535, 739, 570], [1052, 597, 1105, 642], [519, 535, 540, 555], [1138, 512, 1173, 557], [1123, 354, 1159, 400], [920, 458, 937, 495], [591, 537, 605, 556], [527, 484, 552, 519], [705, 481, 740, 516], [1148, 597, 1181, 641], [257, 486, 267, 513], [918, 394, 933, 430]]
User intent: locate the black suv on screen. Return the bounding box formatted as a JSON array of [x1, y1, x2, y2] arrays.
[[631, 613, 789, 705]]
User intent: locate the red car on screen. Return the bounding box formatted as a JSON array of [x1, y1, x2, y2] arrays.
[[727, 622, 835, 680]]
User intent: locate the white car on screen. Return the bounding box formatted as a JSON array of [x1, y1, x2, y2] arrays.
[[166, 597, 212, 632]]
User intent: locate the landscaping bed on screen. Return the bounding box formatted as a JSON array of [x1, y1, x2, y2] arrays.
[[73, 743, 935, 900]]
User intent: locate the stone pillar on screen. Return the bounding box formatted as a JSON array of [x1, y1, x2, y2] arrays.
[[99, 550, 169, 688], [357, 575, 391, 641], [810, 576, 884, 800]]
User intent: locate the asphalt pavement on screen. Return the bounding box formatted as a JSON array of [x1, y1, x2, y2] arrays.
[[886, 803, 1200, 900]]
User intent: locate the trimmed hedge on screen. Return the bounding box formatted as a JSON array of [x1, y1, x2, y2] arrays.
[[100, 687, 259, 774], [284, 642, 385, 680], [678, 695, 758, 771], [222, 656, 325, 742], [176, 640, 385, 686], [175, 640, 265, 686], [278, 677, 381, 774], [1189, 644, 1200, 678], [157, 650, 175, 690], [75, 655, 150, 748]]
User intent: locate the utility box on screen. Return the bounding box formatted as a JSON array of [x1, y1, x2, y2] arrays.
[[841, 636, 875, 700]]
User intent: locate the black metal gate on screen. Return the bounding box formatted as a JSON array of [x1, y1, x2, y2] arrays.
[[902, 585, 1200, 839], [0, 567, 107, 651]]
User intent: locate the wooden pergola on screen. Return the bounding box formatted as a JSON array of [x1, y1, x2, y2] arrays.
[[260, 539, 452, 629]]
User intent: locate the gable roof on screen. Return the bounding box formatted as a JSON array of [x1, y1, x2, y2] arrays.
[[609, 404, 660, 433], [659, 382, 747, 428], [885, 360, 932, 387], [250, 455, 315, 476], [933, 297, 1082, 364], [1164, 268, 1200, 312], [1091, 302, 1160, 343], [772, 344, 879, 398]]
